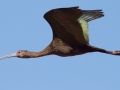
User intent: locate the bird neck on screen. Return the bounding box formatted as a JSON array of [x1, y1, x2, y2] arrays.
[[28, 46, 53, 58]]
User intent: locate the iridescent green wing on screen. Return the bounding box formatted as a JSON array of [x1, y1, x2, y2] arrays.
[[78, 18, 89, 44], [44, 7, 104, 45], [53, 7, 104, 44], [78, 10, 104, 43]]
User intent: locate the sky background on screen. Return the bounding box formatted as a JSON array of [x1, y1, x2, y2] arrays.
[[0, 0, 120, 90]]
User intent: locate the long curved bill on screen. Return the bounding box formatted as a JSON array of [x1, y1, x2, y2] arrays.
[[0, 53, 17, 60]]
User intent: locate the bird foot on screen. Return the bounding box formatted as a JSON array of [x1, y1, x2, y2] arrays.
[[112, 51, 120, 55]]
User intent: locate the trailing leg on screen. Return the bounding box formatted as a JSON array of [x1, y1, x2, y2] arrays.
[[88, 45, 120, 56]]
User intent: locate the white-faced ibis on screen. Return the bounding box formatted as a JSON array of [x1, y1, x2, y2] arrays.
[[0, 6, 120, 60]]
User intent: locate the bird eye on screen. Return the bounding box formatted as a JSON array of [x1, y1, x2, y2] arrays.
[[17, 51, 21, 54]]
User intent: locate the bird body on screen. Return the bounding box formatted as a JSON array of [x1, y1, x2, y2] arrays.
[[0, 6, 120, 60]]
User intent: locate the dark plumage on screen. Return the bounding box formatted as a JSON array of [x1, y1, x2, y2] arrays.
[[0, 6, 120, 60]]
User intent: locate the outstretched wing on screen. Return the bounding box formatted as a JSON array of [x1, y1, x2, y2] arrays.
[[44, 6, 104, 46]]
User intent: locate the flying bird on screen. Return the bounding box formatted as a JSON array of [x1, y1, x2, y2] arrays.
[[0, 6, 120, 60]]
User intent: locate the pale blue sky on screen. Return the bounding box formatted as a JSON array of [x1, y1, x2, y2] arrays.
[[0, 0, 120, 90]]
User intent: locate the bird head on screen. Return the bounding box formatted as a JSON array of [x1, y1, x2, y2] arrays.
[[0, 50, 30, 60]]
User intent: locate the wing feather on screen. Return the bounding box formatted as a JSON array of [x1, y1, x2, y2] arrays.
[[44, 6, 104, 46]]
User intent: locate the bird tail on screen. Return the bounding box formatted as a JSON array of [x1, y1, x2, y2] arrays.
[[80, 10, 104, 22], [86, 45, 108, 53]]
